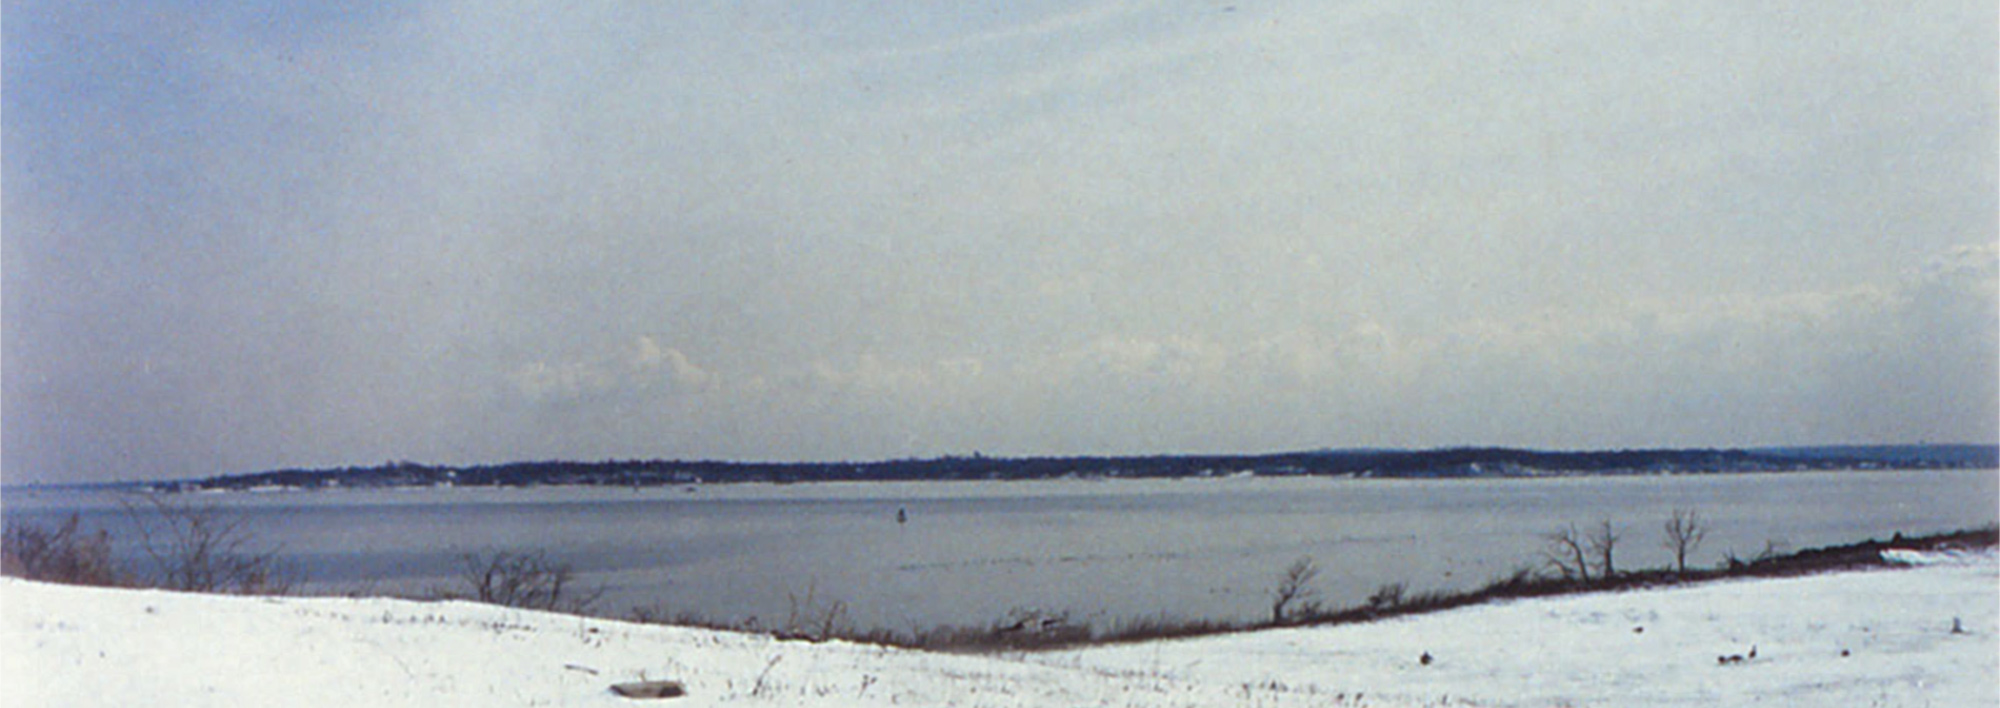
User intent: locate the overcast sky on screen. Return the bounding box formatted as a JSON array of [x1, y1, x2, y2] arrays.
[[5, 1, 1996, 483]]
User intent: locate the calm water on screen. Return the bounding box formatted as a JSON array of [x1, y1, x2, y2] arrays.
[[6, 470, 1995, 631]]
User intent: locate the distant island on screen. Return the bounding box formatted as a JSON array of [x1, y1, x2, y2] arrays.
[[166, 444, 1998, 492]]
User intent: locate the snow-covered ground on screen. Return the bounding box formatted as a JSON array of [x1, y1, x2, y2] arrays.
[[4, 551, 1994, 707]]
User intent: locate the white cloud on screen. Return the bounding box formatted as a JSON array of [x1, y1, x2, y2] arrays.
[[509, 337, 718, 403], [506, 361, 615, 403], [631, 336, 717, 391]]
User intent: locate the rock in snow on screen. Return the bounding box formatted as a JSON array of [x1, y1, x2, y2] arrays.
[[608, 679, 686, 699], [3, 553, 1995, 707]]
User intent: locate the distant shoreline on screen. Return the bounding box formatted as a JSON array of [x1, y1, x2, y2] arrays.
[[46, 444, 1995, 493]]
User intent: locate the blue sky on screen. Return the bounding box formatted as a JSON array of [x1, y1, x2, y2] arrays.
[[5, 1, 1996, 483]]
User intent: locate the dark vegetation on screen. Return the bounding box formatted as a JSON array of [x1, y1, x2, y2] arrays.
[[1663, 507, 1706, 574], [167, 444, 1998, 492], [123, 495, 299, 595], [2, 495, 299, 594], [1270, 556, 1322, 622], [438, 551, 605, 613], [1, 514, 121, 587]]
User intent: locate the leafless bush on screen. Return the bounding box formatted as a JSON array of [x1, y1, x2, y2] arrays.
[[1368, 582, 1407, 610], [1, 514, 124, 587], [628, 603, 713, 627], [1097, 613, 1240, 644], [782, 581, 851, 641], [1270, 556, 1320, 622], [1543, 523, 1592, 583], [1662, 508, 1707, 573], [453, 551, 603, 612], [1588, 519, 1621, 579], [124, 495, 298, 594], [1478, 565, 1545, 595], [627, 603, 671, 625]]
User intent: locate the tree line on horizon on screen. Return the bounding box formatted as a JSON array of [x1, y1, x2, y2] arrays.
[[163, 444, 1999, 492]]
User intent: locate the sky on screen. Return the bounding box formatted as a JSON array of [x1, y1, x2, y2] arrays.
[[4, 1, 1996, 484]]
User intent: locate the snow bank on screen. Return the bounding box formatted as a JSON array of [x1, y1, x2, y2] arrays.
[[1881, 547, 1996, 566], [4, 556, 1995, 707], [1069, 560, 1999, 707]]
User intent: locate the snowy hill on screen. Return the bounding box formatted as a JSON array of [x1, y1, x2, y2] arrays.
[[4, 551, 1994, 707]]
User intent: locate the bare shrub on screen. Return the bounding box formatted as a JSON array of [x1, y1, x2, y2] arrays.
[[1588, 519, 1621, 579], [1543, 524, 1592, 583], [629, 603, 714, 627], [936, 608, 1092, 650], [1399, 588, 1459, 612], [1097, 613, 1239, 645], [453, 551, 603, 612], [124, 495, 298, 594], [1726, 538, 1791, 569], [781, 581, 852, 641], [1478, 565, 1544, 596], [1662, 508, 1707, 573], [1270, 556, 1320, 623], [1368, 582, 1407, 610], [1, 514, 124, 586]]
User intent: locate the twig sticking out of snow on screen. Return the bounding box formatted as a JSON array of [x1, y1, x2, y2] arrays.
[[751, 655, 783, 697]]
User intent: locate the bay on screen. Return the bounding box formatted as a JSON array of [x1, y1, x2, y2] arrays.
[[6, 469, 1994, 631]]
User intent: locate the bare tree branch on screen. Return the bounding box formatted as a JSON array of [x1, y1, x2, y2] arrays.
[[453, 551, 603, 612], [1270, 556, 1320, 622], [1, 514, 123, 586], [121, 494, 297, 594], [1662, 508, 1708, 573], [1588, 519, 1621, 579], [1543, 524, 1592, 583]]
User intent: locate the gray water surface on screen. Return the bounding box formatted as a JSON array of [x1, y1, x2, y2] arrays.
[[7, 470, 1993, 631]]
